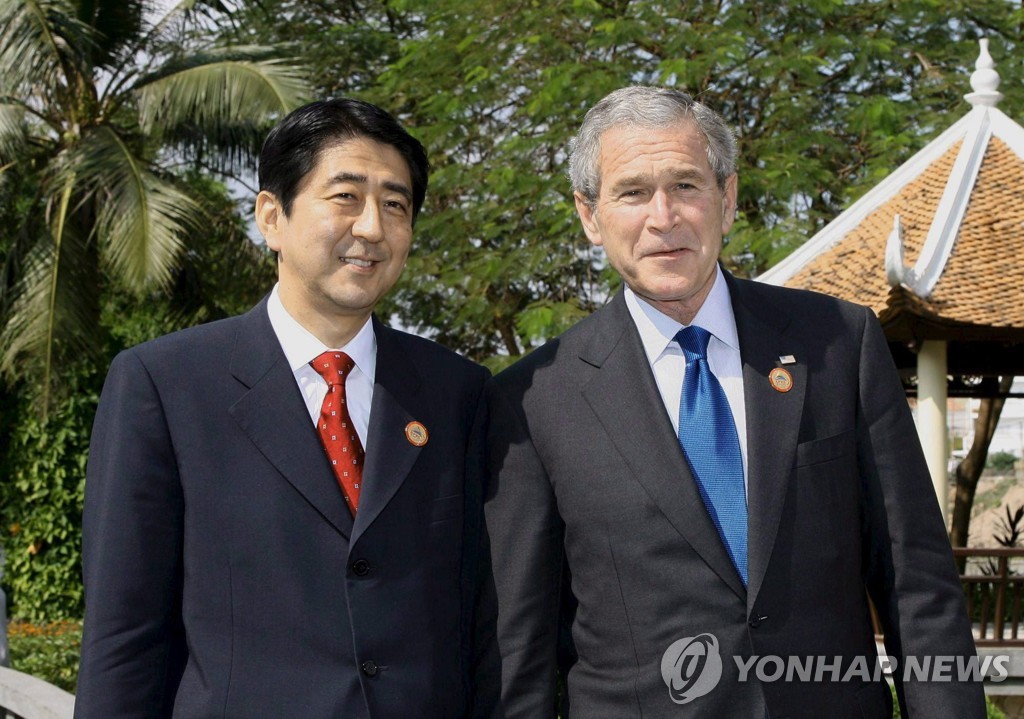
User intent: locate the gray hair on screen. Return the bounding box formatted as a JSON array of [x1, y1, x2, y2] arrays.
[[568, 86, 737, 207]]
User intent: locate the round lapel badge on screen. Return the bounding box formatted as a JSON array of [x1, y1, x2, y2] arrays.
[[405, 421, 429, 447], [768, 367, 794, 393]]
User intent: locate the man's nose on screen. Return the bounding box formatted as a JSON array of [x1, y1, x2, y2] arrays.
[[352, 200, 384, 242], [647, 190, 679, 232]]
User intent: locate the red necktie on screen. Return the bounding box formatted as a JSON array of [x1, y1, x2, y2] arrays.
[[310, 351, 364, 515]]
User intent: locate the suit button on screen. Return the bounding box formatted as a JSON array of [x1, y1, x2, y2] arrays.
[[351, 559, 370, 576], [361, 660, 379, 677]]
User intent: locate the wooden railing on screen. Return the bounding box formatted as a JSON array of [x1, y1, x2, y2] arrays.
[[869, 548, 1024, 648], [954, 547, 1024, 647]]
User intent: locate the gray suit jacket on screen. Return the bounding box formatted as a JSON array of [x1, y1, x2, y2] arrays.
[[485, 273, 983, 719]]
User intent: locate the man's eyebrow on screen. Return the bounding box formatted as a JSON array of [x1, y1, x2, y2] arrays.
[[382, 181, 413, 203], [328, 171, 367, 186], [608, 168, 706, 193], [668, 168, 705, 182], [327, 172, 413, 203], [608, 173, 651, 193]]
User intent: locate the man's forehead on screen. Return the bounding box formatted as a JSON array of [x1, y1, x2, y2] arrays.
[[306, 136, 412, 184], [598, 120, 704, 152], [596, 121, 710, 175]]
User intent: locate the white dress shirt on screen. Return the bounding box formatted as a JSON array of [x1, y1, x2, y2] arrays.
[[266, 284, 376, 449], [624, 264, 748, 485]]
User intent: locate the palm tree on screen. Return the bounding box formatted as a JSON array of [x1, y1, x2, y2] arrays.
[[0, 0, 309, 410]]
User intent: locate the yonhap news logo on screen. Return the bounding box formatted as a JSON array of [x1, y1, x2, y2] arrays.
[[660, 634, 724, 704], [660, 633, 1007, 705]]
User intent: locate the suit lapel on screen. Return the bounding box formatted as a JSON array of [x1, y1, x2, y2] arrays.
[[228, 297, 354, 539], [726, 274, 807, 609], [580, 293, 746, 601], [350, 319, 425, 546]]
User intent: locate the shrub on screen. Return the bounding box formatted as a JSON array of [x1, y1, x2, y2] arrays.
[[987, 451, 1019, 473], [6, 619, 82, 692], [0, 362, 99, 621]]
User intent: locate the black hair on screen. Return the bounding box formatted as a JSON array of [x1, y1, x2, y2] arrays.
[[257, 98, 429, 221]]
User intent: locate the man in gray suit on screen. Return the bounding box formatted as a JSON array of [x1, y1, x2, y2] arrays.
[[485, 86, 984, 718]]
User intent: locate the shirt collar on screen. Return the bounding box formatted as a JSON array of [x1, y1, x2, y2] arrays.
[[266, 283, 377, 379], [624, 264, 740, 364]]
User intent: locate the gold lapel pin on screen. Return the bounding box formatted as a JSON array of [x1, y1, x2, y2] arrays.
[[405, 421, 429, 447], [768, 367, 794, 393]]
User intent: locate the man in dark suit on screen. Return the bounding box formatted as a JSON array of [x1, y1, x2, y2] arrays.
[[485, 86, 984, 718], [76, 99, 495, 718]]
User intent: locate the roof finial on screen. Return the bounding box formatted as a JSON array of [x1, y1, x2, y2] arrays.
[[965, 38, 1003, 107]]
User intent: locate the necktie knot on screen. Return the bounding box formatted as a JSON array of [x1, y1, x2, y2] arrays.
[[310, 351, 355, 387], [676, 325, 712, 361]]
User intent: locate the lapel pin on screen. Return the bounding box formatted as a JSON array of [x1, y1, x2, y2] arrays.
[[779, 355, 796, 365], [768, 367, 794, 393], [405, 421, 429, 447]]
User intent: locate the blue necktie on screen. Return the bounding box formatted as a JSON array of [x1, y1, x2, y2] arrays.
[[676, 325, 748, 585]]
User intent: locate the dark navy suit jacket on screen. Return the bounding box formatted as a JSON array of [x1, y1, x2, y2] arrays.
[[76, 297, 496, 718]]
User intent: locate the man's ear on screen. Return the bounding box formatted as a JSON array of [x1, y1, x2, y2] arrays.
[[574, 192, 603, 247], [255, 191, 284, 252], [720, 174, 738, 236]]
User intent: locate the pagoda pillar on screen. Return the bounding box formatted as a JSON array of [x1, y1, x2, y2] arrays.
[[917, 340, 949, 523]]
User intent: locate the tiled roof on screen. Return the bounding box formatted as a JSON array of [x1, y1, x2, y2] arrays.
[[785, 142, 959, 317], [782, 136, 1024, 334], [930, 136, 1024, 329], [757, 38, 1024, 343]]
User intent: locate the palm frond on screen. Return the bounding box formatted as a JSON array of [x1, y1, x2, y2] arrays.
[[135, 47, 310, 134], [0, 182, 98, 404], [146, 0, 238, 43], [0, 0, 94, 98], [159, 118, 269, 178], [68, 126, 201, 290], [76, 0, 147, 69], [0, 103, 28, 165]]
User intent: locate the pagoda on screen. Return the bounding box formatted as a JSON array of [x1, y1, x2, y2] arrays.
[[758, 39, 1024, 517]]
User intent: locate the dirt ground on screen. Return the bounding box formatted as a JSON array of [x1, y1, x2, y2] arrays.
[[956, 474, 1024, 547]]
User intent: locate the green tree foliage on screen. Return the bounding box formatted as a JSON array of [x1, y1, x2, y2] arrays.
[[225, 0, 1024, 368], [0, 171, 276, 620], [0, 0, 309, 409], [0, 0, 295, 619]]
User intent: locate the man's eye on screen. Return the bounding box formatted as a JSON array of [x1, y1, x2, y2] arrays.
[[385, 200, 409, 213]]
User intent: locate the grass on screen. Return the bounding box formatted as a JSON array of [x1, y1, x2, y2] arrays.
[[972, 477, 1017, 515]]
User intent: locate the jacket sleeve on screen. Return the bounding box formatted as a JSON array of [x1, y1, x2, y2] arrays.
[[855, 307, 986, 718], [482, 379, 566, 719], [466, 375, 501, 717], [75, 349, 185, 718]]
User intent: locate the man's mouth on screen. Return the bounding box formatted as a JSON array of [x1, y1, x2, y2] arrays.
[[341, 257, 377, 268], [647, 248, 688, 258]]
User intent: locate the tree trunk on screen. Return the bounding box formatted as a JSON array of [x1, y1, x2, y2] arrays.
[[949, 375, 1016, 547]]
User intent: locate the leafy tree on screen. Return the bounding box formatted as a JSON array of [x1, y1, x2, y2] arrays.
[[223, 0, 417, 97], [951, 377, 1016, 547], [0, 171, 276, 621], [222, 0, 1023, 367], [0, 0, 309, 410]]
